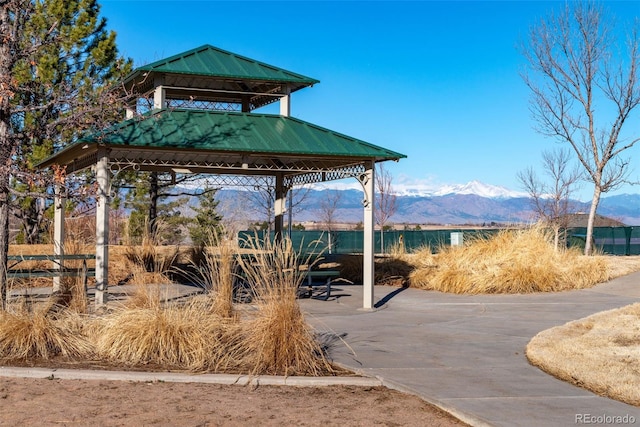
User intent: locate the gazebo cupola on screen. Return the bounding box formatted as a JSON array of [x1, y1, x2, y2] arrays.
[[121, 44, 319, 118]]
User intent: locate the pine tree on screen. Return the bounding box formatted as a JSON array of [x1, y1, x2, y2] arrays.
[[124, 172, 191, 245], [0, 0, 131, 308], [189, 187, 223, 246], [9, 0, 131, 244]]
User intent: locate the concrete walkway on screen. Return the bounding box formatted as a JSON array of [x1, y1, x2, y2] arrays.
[[298, 273, 640, 427]]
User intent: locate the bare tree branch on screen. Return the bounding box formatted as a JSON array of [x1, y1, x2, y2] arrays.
[[375, 163, 397, 254], [518, 148, 582, 249], [521, 1, 640, 254]]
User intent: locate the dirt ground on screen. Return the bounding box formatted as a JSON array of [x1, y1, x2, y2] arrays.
[[0, 377, 468, 426]]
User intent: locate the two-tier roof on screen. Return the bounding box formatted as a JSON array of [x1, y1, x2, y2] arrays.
[[123, 44, 319, 111]]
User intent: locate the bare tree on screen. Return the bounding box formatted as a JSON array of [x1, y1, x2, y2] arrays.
[[249, 182, 310, 231], [522, 2, 640, 254], [250, 184, 275, 230], [518, 149, 582, 250], [218, 194, 252, 238], [318, 189, 342, 254], [375, 163, 397, 254]]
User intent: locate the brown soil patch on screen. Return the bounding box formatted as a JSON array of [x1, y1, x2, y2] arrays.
[[0, 377, 468, 426]]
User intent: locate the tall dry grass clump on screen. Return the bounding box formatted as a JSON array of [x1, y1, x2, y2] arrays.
[[124, 280, 165, 309], [124, 221, 180, 279], [409, 226, 608, 294], [90, 235, 334, 375], [51, 238, 92, 314], [122, 221, 180, 306], [91, 301, 244, 372], [237, 236, 333, 376], [188, 234, 237, 319], [0, 306, 91, 361]]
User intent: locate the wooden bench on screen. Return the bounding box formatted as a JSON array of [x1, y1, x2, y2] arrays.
[[299, 270, 341, 301], [7, 254, 96, 290]]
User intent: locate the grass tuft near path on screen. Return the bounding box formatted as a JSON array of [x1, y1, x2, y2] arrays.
[[0, 308, 91, 361], [527, 303, 640, 406]]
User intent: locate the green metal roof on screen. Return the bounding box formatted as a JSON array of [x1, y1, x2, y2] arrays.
[[124, 44, 319, 86], [84, 109, 404, 159], [37, 109, 405, 175]]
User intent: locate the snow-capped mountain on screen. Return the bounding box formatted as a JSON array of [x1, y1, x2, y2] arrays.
[[182, 178, 527, 199], [430, 180, 527, 198], [184, 180, 640, 226], [209, 183, 537, 225], [382, 180, 527, 199]]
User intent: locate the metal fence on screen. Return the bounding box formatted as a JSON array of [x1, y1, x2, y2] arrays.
[[238, 227, 640, 255], [238, 229, 501, 255], [567, 227, 640, 255]]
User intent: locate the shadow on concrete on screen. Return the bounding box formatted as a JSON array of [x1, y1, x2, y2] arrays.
[[374, 286, 408, 308]]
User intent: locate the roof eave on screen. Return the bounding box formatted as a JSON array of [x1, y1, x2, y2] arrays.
[[36, 141, 99, 171], [37, 140, 404, 172], [122, 44, 320, 88], [124, 69, 319, 89]]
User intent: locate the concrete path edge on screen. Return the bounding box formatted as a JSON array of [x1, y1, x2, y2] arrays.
[[334, 362, 490, 427], [0, 366, 382, 388]]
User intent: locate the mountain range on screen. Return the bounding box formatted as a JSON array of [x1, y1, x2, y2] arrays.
[[199, 181, 640, 226]]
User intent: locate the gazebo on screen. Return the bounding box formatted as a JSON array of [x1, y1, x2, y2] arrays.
[[37, 45, 406, 309]]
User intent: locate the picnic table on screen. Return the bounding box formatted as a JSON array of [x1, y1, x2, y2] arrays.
[[7, 254, 96, 290], [298, 270, 342, 300]]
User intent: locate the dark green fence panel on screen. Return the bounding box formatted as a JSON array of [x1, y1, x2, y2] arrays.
[[240, 228, 640, 255], [567, 227, 640, 255], [630, 227, 640, 255], [238, 229, 503, 254]]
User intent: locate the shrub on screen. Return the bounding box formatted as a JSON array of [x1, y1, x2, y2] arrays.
[[92, 301, 244, 372], [0, 308, 91, 361], [236, 235, 334, 376], [409, 226, 608, 294]]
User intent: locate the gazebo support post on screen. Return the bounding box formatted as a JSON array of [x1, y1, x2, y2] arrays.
[[362, 161, 375, 309], [241, 96, 251, 113], [52, 184, 65, 294], [95, 148, 110, 306], [287, 186, 293, 238], [280, 85, 291, 117], [274, 173, 286, 243], [153, 74, 166, 110], [125, 101, 135, 119]]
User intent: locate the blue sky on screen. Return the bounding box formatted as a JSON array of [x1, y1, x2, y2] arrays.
[[101, 0, 640, 200]]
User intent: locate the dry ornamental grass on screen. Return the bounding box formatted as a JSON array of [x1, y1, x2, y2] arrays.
[[92, 302, 245, 372], [1, 236, 336, 377], [527, 303, 640, 406], [408, 226, 609, 294], [0, 308, 91, 361]]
